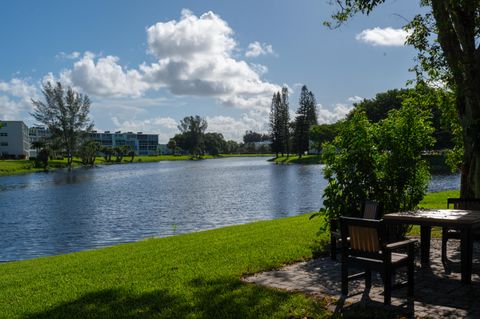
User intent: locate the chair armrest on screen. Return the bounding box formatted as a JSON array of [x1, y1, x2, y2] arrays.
[[385, 239, 417, 252]]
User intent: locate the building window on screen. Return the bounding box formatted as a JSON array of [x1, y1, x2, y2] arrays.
[[0, 142, 8, 146], [0, 133, 7, 137]]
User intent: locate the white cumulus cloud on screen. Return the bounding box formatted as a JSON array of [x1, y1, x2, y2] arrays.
[[317, 103, 353, 124], [141, 10, 280, 109], [54, 10, 280, 111], [60, 52, 148, 97], [347, 95, 364, 103], [0, 78, 39, 120], [245, 41, 274, 58], [207, 109, 269, 142], [356, 27, 411, 46]]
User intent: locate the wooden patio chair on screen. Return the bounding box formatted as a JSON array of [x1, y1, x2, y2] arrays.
[[340, 216, 416, 305], [330, 200, 383, 260], [442, 198, 480, 264]]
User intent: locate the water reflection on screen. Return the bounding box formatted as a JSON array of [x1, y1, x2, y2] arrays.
[[0, 157, 460, 262]]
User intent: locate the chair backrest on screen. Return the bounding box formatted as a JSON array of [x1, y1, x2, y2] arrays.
[[447, 198, 480, 210], [362, 200, 382, 220], [340, 216, 384, 259]]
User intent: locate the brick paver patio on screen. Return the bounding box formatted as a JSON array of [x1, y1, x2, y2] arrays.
[[243, 239, 480, 318]]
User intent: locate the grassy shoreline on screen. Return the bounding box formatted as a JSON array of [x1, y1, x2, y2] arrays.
[[0, 154, 274, 177], [0, 190, 456, 318], [269, 155, 322, 165]]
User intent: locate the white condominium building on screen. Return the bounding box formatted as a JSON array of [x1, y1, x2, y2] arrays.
[[0, 121, 30, 159]]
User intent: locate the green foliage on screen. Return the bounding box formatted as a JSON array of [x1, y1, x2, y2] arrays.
[[269, 87, 290, 157], [78, 141, 101, 166], [348, 89, 404, 123], [320, 99, 435, 231], [31, 82, 93, 169], [321, 112, 379, 220], [101, 146, 113, 162], [36, 149, 49, 170], [204, 132, 226, 156], [166, 138, 177, 155], [292, 85, 318, 157], [348, 87, 454, 150], [376, 99, 435, 213], [177, 115, 208, 158], [224, 140, 239, 154], [309, 123, 339, 153], [113, 145, 131, 162], [242, 130, 270, 144]]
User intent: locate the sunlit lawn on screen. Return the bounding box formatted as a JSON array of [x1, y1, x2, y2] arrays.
[[0, 214, 329, 319]]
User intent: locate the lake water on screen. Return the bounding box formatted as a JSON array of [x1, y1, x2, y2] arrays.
[[0, 157, 459, 262]]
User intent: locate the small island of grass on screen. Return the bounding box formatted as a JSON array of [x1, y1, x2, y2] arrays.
[[269, 154, 322, 165]]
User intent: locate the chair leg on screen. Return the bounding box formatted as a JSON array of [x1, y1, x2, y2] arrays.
[[384, 267, 392, 305], [441, 229, 448, 265], [341, 262, 348, 295], [408, 257, 414, 298], [330, 235, 337, 260], [365, 270, 372, 290]]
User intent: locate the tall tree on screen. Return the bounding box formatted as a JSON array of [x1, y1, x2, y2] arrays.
[[177, 115, 208, 158], [31, 82, 93, 169], [279, 87, 291, 156], [269, 92, 282, 157], [293, 85, 318, 157], [327, 0, 480, 198]]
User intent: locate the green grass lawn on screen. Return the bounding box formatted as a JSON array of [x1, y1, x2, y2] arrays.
[[270, 155, 322, 165], [0, 215, 329, 319], [0, 158, 90, 176], [0, 188, 458, 318]]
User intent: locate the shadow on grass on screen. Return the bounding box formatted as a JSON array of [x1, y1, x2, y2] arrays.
[[24, 277, 326, 319]]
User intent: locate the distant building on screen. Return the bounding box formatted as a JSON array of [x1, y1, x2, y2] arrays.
[[29, 126, 50, 157], [90, 131, 159, 156], [0, 121, 30, 159]]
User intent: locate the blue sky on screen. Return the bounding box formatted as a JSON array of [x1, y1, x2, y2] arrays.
[[0, 0, 422, 142]]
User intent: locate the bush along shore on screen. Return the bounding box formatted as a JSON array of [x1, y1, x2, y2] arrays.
[[0, 190, 456, 318]]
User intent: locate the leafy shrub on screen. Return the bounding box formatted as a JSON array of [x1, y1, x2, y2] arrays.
[[318, 98, 435, 236]]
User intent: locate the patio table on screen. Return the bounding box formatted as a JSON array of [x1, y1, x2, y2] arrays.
[[383, 209, 480, 284]]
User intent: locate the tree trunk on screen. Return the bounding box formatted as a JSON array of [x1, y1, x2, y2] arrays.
[[430, 1, 480, 198], [460, 102, 480, 198], [458, 90, 480, 198]]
